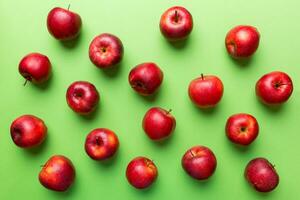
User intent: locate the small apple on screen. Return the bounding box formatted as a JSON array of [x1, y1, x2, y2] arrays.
[[226, 113, 259, 146], [39, 155, 75, 192], [10, 115, 47, 148], [66, 81, 99, 115], [188, 74, 224, 108], [142, 107, 176, 141], [245, 157, 279, 192], [182, 145, 217, 180], [85, 128, 119, 160], [47, 6, 82, 41], [128, 62, 163, 96], [19, 53, 52, 85], [89, 33, 124, 68], [126, 156, 158, 189], [225, 25, 260, 59], [256, 71, 293, 105]]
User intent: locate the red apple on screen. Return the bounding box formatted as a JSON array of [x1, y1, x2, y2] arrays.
[[225, 25, 260, 59], [126, 156, 158, 189], [85, 128, 119, 160], [47, 6, 82, 41], [89, 33, 124, 68], [225, 113, 259, 146], [188, 74, 224, 108], [128, 62, 163, 96], [19, 53, 51, 85], [10, 115, 47, 148], [182, 145, 217, 180], [66, 81, 99, 115], [142, 107, 176, 141], [256, 71, 293, 105], [245, 157, 279, 192], [160, 6, 193, 41], [39, 155, 75, 192]]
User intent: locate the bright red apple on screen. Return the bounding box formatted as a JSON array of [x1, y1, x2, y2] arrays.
[[39, 155, 75, 192], [66, 81, 99, 115], [182, 145, 217, 180], [85, 128, 119, 160], [226, 113, 259, 146], [256, 71, 293, 105], [245, 157, 279, 192], [188, 74, 224, 108], [225, 25, 260, 59], [89, 33, 124, 68], [47, 6, 82, 41], [142, 107, 176, 141], [126, 156, 158, 189], [128, 62, 163, 96], [10, 115, 47, 148]]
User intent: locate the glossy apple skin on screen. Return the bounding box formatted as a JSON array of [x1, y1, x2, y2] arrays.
[[19, 53, 52, 84], [66, 81, 99, 115], [142, 107, 176, 141], [85, 128, 119, 160], [39, 155, 75, 192], [182, 146, 217, 180], [129, 62, 163, 96], [245, 157, 279, 192], [47, 7, 82, 41], [226, 113, 259, 146], [188, 74, 224, 108], [10, 115, 47, 148], [160, 6, 193, 41], [225, 25, 260, 59], [256, 71, 293, 105], [89, 33, 124, 68]]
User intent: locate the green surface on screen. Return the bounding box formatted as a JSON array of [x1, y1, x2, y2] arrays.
[[0, 0, 299, 199]]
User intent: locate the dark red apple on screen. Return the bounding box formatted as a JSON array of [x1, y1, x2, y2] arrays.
[[142, 107, 176, 141], [188, 74, 224, 108], [245, 157, 279, 192], [126, 156, 158, 189], [225, 25, 260, 59], [85, 128, 119, 160], [39, 155, 75, 192], [160, 6, 193, 41], [128, 62, 163, 96], [89, 33, 124, 68], [10, 115, 47, 148], [47, 6, 82, 41], [226, 113, 259, 146], [66, 81, 99, 115], [182, 145, 217, 180], [19, 53, 52, 85], [256, 71, 293, 105]]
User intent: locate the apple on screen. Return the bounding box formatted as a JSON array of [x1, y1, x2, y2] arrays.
[[85, 128, 119, 160], [160, 6, 193, 41], [66, 81, 99, 115], [39, 155, 75, 192], [10, 115, 47, 148], [245, 157, 279, 192], [256, 71, 293, 105], [47, 6, 82, 41], [89, 33, 124, 68], [19, 53, 52, 85], [142, 107, 176, 141], [126, 156, 158, 189], [225, 25, 260, 59], [225, 113, 259, 146], [182, 145, 217, 180], [128, 62, 163, 96], [188, 74, 224, 108]]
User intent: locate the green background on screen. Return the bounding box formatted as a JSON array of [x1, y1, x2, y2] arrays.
[[0, 0, 299, 199]]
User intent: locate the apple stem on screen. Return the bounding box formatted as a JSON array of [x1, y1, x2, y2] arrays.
[[189, 150, 195, 157], [23, 79, 28, 86], [95, 136, 101, 145], [40, 165, 45, 167], [166, 109, 172, 114], [68, 4, 71, 10], [174, 10, 179, 22], [201, 73, 204, 80]]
